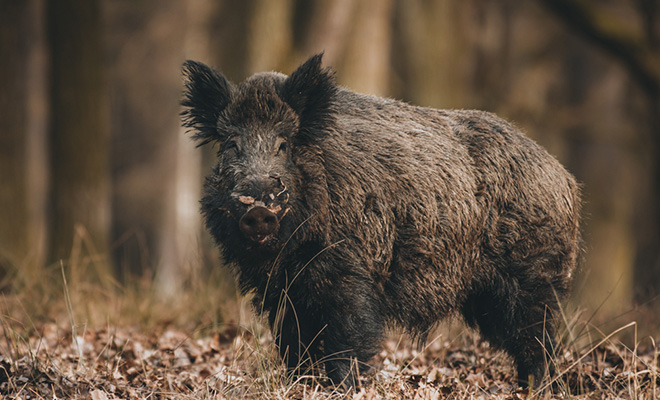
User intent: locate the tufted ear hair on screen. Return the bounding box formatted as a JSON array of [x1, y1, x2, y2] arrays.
[[278, 53, 337, 142], [181, 60, 235, 146]]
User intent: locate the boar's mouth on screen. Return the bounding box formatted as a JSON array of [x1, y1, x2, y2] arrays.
[[236, 199, 290, 245], [238, 204, 279, 243], [233, 176, 291, 245]]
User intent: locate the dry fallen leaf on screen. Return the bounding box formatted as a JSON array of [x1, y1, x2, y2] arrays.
[[2, 321, 659, 399], [90, 390, 108, 400]]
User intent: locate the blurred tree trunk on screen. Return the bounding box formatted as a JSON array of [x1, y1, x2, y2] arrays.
[[634, 0, 660, 303], [292, 0, 398, 95], [537, 0, 660, 304], [391, 0, 471, 108], [247, 0, 294, 73], [156, 0, 219, 297], [293, 0, 356, 67], [47, 0, 111, 263], [340, 0, 393, 96], [0, 1, 32, 272], [105, 0, 187, 288], [636, 91, 660, 302], [206, 0, 252, 81]]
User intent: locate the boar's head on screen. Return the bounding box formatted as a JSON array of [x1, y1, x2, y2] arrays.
[[181, 54, 335, 257]]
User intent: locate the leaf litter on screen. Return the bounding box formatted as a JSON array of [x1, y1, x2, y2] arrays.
[[0, 321, 658, 399]]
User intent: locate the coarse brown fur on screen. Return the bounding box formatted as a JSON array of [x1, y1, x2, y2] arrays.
[[181, 54, 581, 390]]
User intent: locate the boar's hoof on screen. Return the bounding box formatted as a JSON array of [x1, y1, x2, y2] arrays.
[[239, 206, 279, 244]]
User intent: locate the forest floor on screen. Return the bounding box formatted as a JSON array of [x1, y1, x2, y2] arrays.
[[2, 310, 658, 399], [1, 261, 658, 399]]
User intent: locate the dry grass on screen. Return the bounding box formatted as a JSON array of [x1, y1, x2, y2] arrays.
[[0, 241, 658, 399]]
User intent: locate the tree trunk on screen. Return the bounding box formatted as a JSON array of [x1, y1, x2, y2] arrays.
[[0, 0, 48, 275], [536, 0, 660, 305], [633, 96, 660, 303], [339, 0, 393, 97], [206, 0, 253, 82], [47, 0, 111, 264], [391, 0, 471, 108], [0, 1, 31, 272], [104, 0, 187, 286]]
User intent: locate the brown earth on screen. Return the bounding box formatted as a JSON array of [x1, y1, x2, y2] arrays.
[[1, 320, 657, 399]]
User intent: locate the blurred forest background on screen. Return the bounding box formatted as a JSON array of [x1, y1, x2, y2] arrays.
[[1, 0, 659, 328]]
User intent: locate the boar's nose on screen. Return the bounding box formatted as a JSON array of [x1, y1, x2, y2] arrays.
[[239, 206, 279, 243]]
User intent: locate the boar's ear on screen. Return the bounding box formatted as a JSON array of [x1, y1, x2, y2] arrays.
[[181, 60, 234, 146], [278, 53, 337, 142]]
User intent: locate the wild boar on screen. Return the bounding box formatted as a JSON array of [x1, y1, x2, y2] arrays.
[[181, 54, 581, 389]]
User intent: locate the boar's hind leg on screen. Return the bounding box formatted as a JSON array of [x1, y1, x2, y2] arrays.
[[462, 268, 560, 388]]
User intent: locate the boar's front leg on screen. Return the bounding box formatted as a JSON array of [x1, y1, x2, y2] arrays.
[[271, 305, 322, 378], [317, 272, 385, 390]]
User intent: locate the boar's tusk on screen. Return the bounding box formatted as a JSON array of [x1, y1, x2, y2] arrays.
[[268, 204, 282, 214], [278, 207, 290, 221], [238, 195, 255, 205]]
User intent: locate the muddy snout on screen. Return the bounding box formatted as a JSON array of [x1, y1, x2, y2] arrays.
[[239, 206, 279, 243], [234, 174, 290, 244]]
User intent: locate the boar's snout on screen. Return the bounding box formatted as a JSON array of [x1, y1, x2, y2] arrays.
[[239, 206, 279, 244]]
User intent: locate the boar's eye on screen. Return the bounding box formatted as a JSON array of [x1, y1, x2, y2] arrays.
[[223, 140, 239, 156], [276, 139, 288, 156]]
